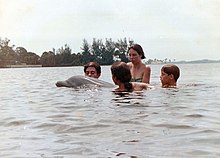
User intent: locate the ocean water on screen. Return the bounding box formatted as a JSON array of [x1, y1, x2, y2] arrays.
[[0, 63, 220, 158]]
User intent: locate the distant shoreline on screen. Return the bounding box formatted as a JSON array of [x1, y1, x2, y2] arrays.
[[4, 64, 42, 68], [1, 59, 220, 69], [147, 59, 220, 65], [173, 59, 220, 64]]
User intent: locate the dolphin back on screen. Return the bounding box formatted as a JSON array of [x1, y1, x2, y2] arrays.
[[56, 75, 114, 88]]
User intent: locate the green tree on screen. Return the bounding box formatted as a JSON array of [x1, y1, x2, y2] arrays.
[[24, 52, 40, 65], [81, 39, 92, 64], [71, 53, 82, 66], [115, 38, 129, 62], [0, 38, 17, 65], [91, 38, 103, 63], [101, 38, 114, 65], [40, 51, 56, 67], [55, 44, 72, 66], [15, 47, 28, 64]]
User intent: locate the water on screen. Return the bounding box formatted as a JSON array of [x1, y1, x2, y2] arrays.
[[0, 63, 220, 157]]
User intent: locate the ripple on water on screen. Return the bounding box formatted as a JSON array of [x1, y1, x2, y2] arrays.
[[1, 65, 220, 157]]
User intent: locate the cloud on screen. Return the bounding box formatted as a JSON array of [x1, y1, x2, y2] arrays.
[[1, 0, 220, 60]]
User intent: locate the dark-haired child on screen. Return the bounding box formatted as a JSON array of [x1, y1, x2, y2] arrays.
[[160, 64, 180, 88]]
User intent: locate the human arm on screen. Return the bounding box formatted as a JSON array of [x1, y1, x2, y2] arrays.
[[132, 82, 154, 91], [142, 65, 151, 84]]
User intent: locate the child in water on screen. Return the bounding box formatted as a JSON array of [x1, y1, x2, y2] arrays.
[[83, 62, 101, 78], [160, 64, 180, 88], [111, 61, 152, 92]]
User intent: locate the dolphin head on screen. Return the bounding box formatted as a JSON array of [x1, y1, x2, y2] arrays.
[[56, 75, 114, 88]]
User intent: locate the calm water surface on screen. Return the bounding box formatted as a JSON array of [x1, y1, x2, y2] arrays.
[[0, 63, 220, 158]]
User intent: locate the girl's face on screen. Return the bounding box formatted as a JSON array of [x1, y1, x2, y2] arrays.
[[128, 49, 141, 63]]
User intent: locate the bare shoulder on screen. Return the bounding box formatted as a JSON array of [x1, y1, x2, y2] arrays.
[[141, 64, 151, 74], [144, 64, 151, 71], [127, 62, 132, 68], [127, 62, 132, 65]]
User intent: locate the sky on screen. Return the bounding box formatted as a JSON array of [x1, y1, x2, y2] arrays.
[[1, 0, 220, 61]]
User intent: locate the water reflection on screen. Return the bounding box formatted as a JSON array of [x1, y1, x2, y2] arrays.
[[112, 91, 147, 107], [1, 64, 220, 157]]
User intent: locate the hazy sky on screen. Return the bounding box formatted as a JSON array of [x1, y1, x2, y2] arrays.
[[1, 0, 220, 61]]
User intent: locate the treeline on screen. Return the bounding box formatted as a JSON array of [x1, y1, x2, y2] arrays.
[[0, 37, 134, 68]]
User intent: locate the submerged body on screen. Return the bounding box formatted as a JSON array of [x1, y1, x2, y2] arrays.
[[56, 75, 114, 88], [111, 62, 152, 92], [160, 64, 180, 88]]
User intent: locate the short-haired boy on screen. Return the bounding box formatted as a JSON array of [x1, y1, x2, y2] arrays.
[[160, 64, 180, 88]]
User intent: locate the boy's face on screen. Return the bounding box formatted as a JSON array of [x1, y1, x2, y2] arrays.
[[160, 70, 171, 86], [85, 67, 100, 78]]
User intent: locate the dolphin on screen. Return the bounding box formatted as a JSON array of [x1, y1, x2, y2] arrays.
[[56, 75, 114, 88]]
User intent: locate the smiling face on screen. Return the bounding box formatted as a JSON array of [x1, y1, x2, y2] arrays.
[[85, 67, 100, 78]]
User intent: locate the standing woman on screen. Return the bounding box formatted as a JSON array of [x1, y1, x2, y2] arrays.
[[127, 44, 151, 83]]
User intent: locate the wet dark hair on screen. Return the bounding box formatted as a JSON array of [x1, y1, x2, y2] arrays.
[[84, 62, 101, 74], [161, 64, 180, 81], [111, 62, 133, 91], [128, 44, 146, 59]]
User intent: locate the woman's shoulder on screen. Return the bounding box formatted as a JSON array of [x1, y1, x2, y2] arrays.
[[142, 63, 150, 68], [141, 63, 151, 71], [127, 62, 132, 68], [127, 62, 132, 65]]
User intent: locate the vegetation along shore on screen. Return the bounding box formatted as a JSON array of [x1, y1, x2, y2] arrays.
[[0, 37, 219, 68]]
